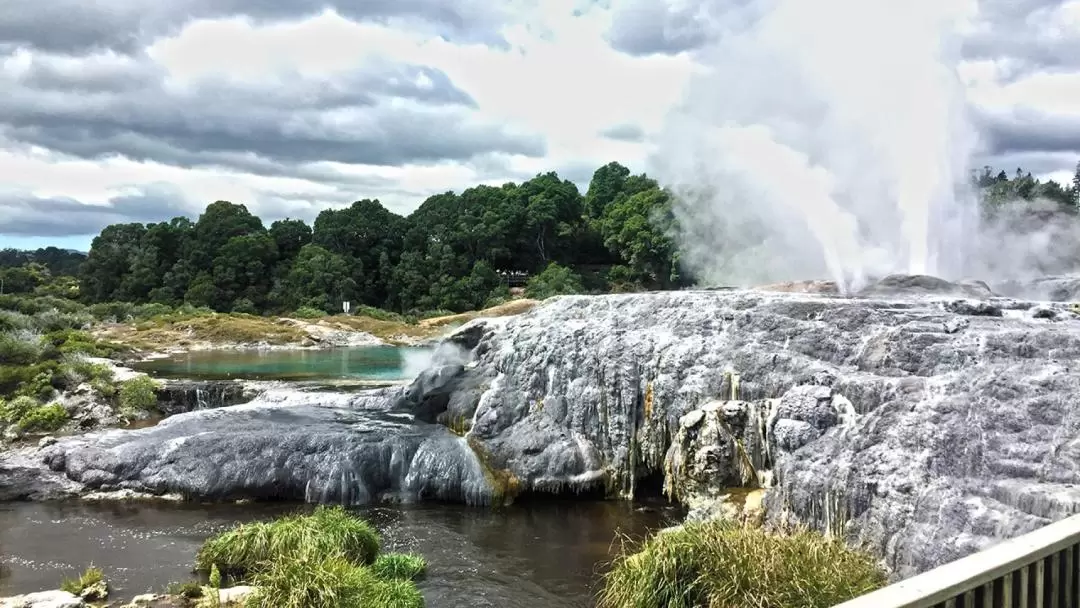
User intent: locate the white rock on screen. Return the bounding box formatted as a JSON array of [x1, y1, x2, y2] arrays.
[[0, 590, 86, 608]]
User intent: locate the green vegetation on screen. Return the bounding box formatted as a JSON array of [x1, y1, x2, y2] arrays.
[[195, 506, 425, 608], [60, 565, 106, 599], [598, 521, 886, 608], [118, 375, 160, 417], [166, 580, 205, 600], [196, 506, 380, 576], [370, 553, 427, 581], [525, 262, 584, 300]]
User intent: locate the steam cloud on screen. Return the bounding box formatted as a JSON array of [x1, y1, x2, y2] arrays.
[[649, 0, 1012, 291]]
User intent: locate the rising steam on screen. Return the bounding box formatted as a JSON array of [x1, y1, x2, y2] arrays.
[[650, 0, 983, 291]]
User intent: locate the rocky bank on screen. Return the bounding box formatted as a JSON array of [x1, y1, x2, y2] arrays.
[[7, 274, 1080, 579]]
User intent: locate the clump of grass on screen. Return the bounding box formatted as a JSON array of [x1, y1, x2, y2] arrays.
[[245, 552, 423, 608], [370, 553, 427, 581], [165, 580, 204, 599], [60, 565, 105, 598], [195, 506, 380, 576], [597, 520, 887, 608]]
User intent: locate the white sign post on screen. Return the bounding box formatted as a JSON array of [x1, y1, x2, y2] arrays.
[[342, 300, 351, 315]]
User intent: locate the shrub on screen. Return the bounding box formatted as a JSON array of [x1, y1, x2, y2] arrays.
[[597, 521, 886, 608], [0, 395, 37, 424], [118, 375, 159, 415], [525, 262, 584, 300], [0, 332, 41, 366], [134, 303, 173, 320], [0, 310, 31, 332], [195, 506, 380, 576], [89, 302, 135, 322], [231, 298, 258, 315], [15, 370, 57, 401], [293, 306, 327, 319], [17, 403, 68, 432], [370, 553, 427, 581], [245, 553, 423, 608]]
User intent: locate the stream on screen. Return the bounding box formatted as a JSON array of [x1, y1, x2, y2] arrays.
[[0, 499, 681, 606]]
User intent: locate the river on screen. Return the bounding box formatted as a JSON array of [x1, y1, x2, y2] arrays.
[[0, 493, 681, 606]]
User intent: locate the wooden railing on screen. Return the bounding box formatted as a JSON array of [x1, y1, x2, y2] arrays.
[[833, 514, 1080, 608]]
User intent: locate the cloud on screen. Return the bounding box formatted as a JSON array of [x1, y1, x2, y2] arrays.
[[0, 184, 192, 237], [600, 122, 646, 142], [0, 46, 545, 177], [0, 0, 512, 55]]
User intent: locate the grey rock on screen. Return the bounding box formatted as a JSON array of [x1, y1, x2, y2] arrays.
[[0, 590, 85, 608], [37, 436, 56, 448], [24, 274, 1080, 581]]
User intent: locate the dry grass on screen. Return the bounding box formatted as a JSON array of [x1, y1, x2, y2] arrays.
[[417, 299, 539, 328], [92, 299, 540, 353], [597, 520, 886, 608]]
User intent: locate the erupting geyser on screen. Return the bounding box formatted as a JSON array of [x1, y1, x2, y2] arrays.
[[652, 0, 981, 291]]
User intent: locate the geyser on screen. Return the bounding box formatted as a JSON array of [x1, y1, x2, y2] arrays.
[[651, 0, 980, 291]]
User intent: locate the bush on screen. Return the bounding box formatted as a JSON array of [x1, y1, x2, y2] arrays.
[[597, 521, 886, 608], [0, 310, 32, 332], [231, 298, 258, 315], [195, 506, 380, 576], [370, 553, 427, 581], [0, 395, 37, 424], [118, 375, 159, 415], [134, 303, 173, 320], [17, 403, 68, 432], [525, 263, 584, 300], [89, 301, 136, 322], [0, 332, 42, 365], [245, 553, 423, 608], [293, 306, 327, 319]]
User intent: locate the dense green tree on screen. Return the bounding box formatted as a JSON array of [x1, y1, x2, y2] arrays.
[[525, 262, 584, 299], [281, 244, 357, 313], [313, 199, 403, 307], [599, 184, 682, 289], [79, 223, 148, 302]]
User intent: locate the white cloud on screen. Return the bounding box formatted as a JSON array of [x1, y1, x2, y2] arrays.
[[0, 0, 1078, 249]]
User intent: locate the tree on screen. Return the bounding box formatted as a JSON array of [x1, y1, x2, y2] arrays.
[[599, 186, 682, 289], [313, 199, 403, 307], [281, 244, 357, 313], [525, 262, 584, 299]]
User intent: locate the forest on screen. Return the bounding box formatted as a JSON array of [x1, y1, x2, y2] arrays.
[[3, 162, 1080, 316]]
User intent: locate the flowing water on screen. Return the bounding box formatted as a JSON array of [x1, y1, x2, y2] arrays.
[[0, 499, 681, 606], [134, 346, 434, 382]]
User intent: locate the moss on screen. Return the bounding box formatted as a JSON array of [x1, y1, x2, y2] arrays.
[[598, 520, 886, 608], [467, 435, 522, 506], [195, 506, 380, 576]]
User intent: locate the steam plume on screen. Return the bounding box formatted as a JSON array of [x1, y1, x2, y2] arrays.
[[650, 0, 982, 290]]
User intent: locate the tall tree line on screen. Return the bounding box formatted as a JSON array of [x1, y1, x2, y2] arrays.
[[76, 163, 684, 314], [44, 162, 1080, 314]]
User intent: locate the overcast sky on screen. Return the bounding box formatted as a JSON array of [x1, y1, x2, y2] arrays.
[[1, 0, 1078, 251]]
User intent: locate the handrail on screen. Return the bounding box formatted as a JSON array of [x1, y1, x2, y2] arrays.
[[833, 513, 1080, 607]]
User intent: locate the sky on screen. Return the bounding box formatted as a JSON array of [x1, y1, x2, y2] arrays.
[[0, 0, 1078, 251]]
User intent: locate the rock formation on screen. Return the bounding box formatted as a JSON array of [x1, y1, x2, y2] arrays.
[[9, 273, 1080, 579]]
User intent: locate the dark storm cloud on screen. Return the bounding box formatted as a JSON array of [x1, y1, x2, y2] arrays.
[[0, 185, 193, 237], [0, 50, 546, 175], [0, 0, 511, 54], [600, 123, 645, 142]]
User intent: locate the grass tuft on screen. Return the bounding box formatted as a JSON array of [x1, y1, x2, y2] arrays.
[[59, 565, 105, 597], [195, 506, 380, 576], [245, 553, 424, 608], [370, 553, 427, 581], [597, 520, 886, 608]]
